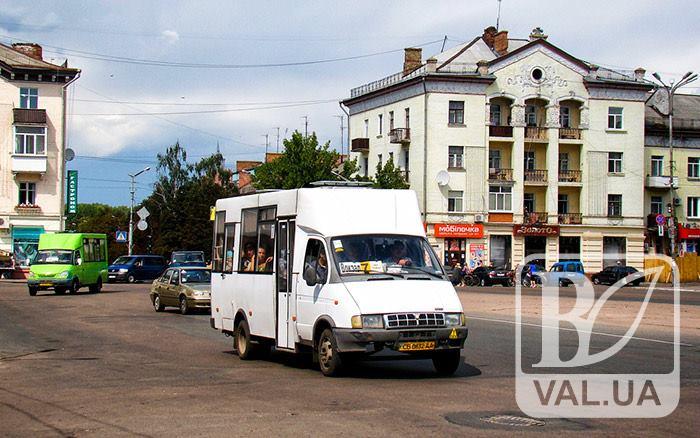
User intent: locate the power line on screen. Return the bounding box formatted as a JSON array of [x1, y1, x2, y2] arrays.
[[73, 97, 338, 106]]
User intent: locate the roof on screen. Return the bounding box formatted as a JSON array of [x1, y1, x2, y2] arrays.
[[646, 91, 700, 133], [0, 42, 79, 75]]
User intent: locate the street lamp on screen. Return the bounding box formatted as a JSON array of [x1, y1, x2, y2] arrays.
[[651, 71, 697, 259], [128, 166, 150, 256]]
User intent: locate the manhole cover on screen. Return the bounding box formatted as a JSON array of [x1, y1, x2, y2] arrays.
[[480, 414, 545, 427]]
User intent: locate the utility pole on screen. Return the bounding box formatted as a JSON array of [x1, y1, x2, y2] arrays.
[[652, 71, 697, 261], [262, 134, 269, 158], [301, 115, 309, 138], [333, 115, 345, 160], [273, 127, 280, 152], [128, 166, 150, 256], [496, 0, 502, 31]]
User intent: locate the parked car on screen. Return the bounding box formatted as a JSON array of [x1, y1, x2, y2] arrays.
[[169, 250, 206, 267], [27, 233, 108, 296], [519, 263, 545, 286], [543, 260, 586, 287], [592, 266, 644, 286], [471, 266, 514, 287], [108, 255, 166, 283], [150, 267, 211, 314]]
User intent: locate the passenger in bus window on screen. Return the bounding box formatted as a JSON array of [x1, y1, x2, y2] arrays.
[[241, 243, 255, 271], [256, 246, 273, 272]]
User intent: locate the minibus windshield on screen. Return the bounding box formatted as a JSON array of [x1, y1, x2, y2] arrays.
[[35, 250, 73, 265], [331, 235, 444, 278]]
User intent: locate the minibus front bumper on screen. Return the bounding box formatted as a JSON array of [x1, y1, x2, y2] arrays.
[[332, 326, 468, 354], [27, 278, 72, 289]]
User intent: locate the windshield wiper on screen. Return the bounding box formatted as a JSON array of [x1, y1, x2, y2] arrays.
[[400, 266, 445, 279]]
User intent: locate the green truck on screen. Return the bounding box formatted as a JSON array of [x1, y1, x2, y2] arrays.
[[27, 233, 108, 296]]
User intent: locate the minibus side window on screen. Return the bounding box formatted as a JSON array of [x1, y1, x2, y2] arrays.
[[212, 211, 226, 272], [239, 209, 258, 271], [83, 239, 94, 262], [224, 224, 235, 273], [304, 239, 328, 284]]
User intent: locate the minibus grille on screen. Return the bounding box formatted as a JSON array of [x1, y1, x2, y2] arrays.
[[385, 313, 445, 329]]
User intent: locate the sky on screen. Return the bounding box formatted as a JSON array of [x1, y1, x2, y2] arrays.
[[1, 0, 699, 206]]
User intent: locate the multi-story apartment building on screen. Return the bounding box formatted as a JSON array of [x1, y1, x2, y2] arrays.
[[644, 92, 700, 255], [0, 43, 80, 267], [342, 27, 653, 271]]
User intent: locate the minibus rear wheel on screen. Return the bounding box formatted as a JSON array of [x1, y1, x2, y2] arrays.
[[236, 320, 255, 360], [317, 328, 344, 377]]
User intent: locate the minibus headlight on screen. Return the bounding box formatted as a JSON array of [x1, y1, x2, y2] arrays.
[[57, 271, 71, 279], [445, 313, 465, 327], [351, 314, 384, 329]]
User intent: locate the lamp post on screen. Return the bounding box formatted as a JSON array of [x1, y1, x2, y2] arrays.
[[128, 166, 150, 256], [651, 72, 697, 260]]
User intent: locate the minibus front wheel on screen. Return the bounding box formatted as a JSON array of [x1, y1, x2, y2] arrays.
[[432, 349, 461, 376], [317, 328, 344, 377]]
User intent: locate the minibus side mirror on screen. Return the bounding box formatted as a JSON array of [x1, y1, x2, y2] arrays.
[[76, 258, 83, 266], [303, 267, 318, 287]]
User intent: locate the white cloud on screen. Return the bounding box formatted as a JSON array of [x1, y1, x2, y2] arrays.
[[160, 30, 179, 44], [69, 114, 164, 157]]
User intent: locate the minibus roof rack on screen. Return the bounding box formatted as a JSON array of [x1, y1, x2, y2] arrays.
[[308, 180, 372, 187]]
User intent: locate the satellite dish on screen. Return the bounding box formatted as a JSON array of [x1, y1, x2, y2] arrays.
[[435, 170, 450, 186], [65, 148, 75, 162]]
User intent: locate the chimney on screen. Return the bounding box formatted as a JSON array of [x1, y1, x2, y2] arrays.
[[493, 30, 509, 55], [426, 57, 438, 73], [403, 48, 422, 76], [528, 27, 548, 41], [482, 26, 498, 49], [634, 67, 646, 81], [477, 60, 489, 76], [12, 43, 43, 61]]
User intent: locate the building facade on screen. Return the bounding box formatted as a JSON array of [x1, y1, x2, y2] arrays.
[[0, 43, 79, 267], [644, 92, 700, 255], [343, 27, 653, 272]]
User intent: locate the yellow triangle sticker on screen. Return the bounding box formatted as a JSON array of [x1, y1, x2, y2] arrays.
[[449, 328, 458, 339]]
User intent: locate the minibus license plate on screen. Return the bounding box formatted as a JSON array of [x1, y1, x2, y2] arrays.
[[40, 282, 52, 287], [398, 341, 435, 351]]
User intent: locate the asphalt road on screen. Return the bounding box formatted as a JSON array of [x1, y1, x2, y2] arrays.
[[0, 281, 698, 437]]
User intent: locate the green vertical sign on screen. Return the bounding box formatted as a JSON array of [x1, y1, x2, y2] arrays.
[[67, 170, 78, 214]]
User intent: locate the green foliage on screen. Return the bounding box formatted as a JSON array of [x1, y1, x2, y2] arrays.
[[66, 203, 129, 263], [252, 131, 341, 189], [372, 157, 409, 189]]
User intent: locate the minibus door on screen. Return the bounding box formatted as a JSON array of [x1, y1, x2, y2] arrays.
[[276, 219, 295, 349]]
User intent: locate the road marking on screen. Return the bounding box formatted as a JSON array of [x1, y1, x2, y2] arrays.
[[465, 315, 694, 347], [630, 286, 700, 293]]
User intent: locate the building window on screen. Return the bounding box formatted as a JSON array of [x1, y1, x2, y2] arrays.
[[558, 194, 569, 214], [489, 185, 512, 212], [405, 108, 410, 129], [448, 146, 464, 168], [523, 193, 534, 213], [524, 151, 535, 171], [608, 194, 622, 217], [20, 87, 38, 109], [14, 126, 47, 155], [689, 157, 700, 179], [490, 104, 501, 125], [363, 119, 369, 137], [377, 154, 382, 168], [608, 107, 623, 130], [448, 191, 463, 212], [560, 106, 570, 128], [363, 157, 369, 178], [608, 152, 623, 173], [559, 153, 569, 172], [651, 155, 664, 177], [688, 197, 700, 219], [19, 182, 36, 205], [448, 101, 464, 125], [404, 151, 410, 173], [489, 149, 501, 169], [525, 105, 537, 127], [378, 114, 383, 135], [651, 196, 663, 215], [389, 111, 394, 131]]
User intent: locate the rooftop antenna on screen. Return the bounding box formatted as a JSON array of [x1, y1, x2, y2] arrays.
[[273, 127, 280, 152], [496, 0, 502, 31], [441, 35, 447, 52]]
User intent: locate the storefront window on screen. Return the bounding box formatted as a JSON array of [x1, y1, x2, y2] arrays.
[[444, 238, 466, 267], [11, 226, 44, 267], [490, 235, 511, 269], [603, 236, 626, 267]]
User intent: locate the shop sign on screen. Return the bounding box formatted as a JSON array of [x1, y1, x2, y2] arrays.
[[434, 223, 484, 238], [678, 225, 700, 240], [513, 224, 560, 237], [67, 170, 78, 214]]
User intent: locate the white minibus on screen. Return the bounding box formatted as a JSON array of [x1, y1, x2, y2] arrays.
[[210, 185, 467, 376]]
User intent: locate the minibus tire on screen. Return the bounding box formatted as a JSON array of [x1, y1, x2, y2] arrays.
[[68, 279, 79, 294], [236, 320, 255, 360], [89, 278, 102, 294], [28, 287, 37, 296], [432, 350, 461, 376], [317, 328, 343, 377]]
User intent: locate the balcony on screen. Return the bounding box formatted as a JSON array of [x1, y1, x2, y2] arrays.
[[525, 126, 548, 141], [524, 169, 547, 184], [645, 175, 678, 189], [351, 138, 369, 153], [14, 205, 42, 216], [524, 211, 548, 224], [13, 108, 47, 124], [488, 168, 513, 182], [559, 127, 582, 140], [388, 128, 410, 144], [559, 169, 582, 183], [489, 125, 513, 138], [12, 155, 47, 174], [558, 213, 583, 224]]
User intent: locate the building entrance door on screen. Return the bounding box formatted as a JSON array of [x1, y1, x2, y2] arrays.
[[524, 236, 546, 267]]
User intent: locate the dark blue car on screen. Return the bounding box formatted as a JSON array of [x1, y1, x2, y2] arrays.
[[108, 255, 167, 283]]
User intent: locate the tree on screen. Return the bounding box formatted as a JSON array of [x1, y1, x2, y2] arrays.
[[252, 131, 341, 189], [66, 203, 130, 262], [372, 157, 409, 189]]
